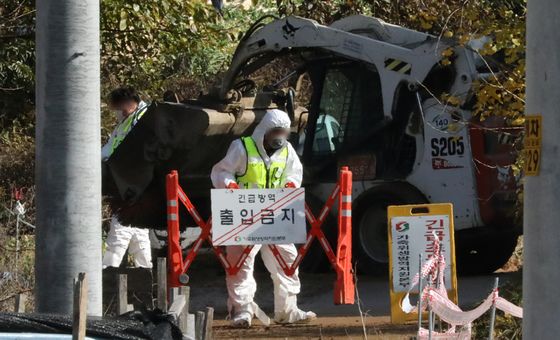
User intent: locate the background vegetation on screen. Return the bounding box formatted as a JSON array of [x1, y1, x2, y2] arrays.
[[1, 0, 524, 328]]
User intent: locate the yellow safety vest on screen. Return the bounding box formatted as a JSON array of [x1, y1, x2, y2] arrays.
[[236, 137, 288, 189], [109, 102, 148, 155]]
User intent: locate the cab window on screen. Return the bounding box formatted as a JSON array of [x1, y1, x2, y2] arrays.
[[310, 64, 384, 158]]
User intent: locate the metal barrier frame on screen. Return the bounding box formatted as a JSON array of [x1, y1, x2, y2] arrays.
[[165, 167, 355, 304]]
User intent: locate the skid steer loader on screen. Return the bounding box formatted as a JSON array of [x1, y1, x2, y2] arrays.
[[103, 15, 522, 275]]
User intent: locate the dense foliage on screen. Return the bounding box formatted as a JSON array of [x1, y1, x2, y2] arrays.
[[100, 0, 277, 97]]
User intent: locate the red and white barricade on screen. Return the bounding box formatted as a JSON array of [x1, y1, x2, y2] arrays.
[[400, 236, 523, 339], [165, 167, 355, 305]]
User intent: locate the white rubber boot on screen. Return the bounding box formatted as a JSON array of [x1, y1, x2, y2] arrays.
[[275, 309, 317, 324], [274, 294, 317, 324], [231, 311, 252, 328]]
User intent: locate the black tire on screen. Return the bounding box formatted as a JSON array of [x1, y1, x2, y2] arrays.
[[455, 229, 519, 275], [354, 204, 389, 275], [353, 183, 428, 276]]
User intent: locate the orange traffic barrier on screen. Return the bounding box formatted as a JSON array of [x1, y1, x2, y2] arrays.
[[165, 167, 355, 304], [334, 166, 355, 304]]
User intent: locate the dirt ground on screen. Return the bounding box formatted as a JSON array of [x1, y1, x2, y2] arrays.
[[213, 316, 416, 339], [185, 252, 519, 339]]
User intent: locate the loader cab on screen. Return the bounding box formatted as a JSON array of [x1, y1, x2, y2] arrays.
[[301, 61, 417, 183]]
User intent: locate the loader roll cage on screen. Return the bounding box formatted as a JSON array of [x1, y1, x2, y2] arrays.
[[217, 15, 447, 119], [165, 167, 355, 305]]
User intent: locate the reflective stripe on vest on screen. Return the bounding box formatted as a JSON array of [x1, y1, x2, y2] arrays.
[[110, 102, 148, 154], [236, 136, 288, 189]]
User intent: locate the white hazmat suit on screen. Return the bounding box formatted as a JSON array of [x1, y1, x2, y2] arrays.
[[211, 109, 315, 326], [102, 100, 152, 269], [102, 216, 152, 269]]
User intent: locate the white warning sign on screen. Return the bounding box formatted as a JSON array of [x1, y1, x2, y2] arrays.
[[211, 188, 306, 246], [390, 215, 453, 292]]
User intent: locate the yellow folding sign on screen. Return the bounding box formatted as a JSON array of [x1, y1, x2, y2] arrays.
[[387, 203, 458, 324]]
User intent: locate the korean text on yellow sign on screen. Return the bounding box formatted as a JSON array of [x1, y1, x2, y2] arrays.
[[387, 203, 458, 324]]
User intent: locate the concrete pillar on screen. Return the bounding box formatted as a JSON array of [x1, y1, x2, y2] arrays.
[[35, 0, 102, 315], [524, 0, 560, 337]]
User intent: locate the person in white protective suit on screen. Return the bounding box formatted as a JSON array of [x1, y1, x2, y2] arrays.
[[102, 86, 152, 269], [211, 109, 316, 327]]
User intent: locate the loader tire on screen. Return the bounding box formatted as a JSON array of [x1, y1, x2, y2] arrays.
[[353, 183, 428, 276], [455, 229, 519, 275]]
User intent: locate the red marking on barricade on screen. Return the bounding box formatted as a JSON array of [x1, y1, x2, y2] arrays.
[[165, 167, 355, 305]]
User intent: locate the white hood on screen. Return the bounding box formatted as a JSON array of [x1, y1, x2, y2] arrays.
[[251, 109, 291, 158], [211, 108, 302, 189]]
